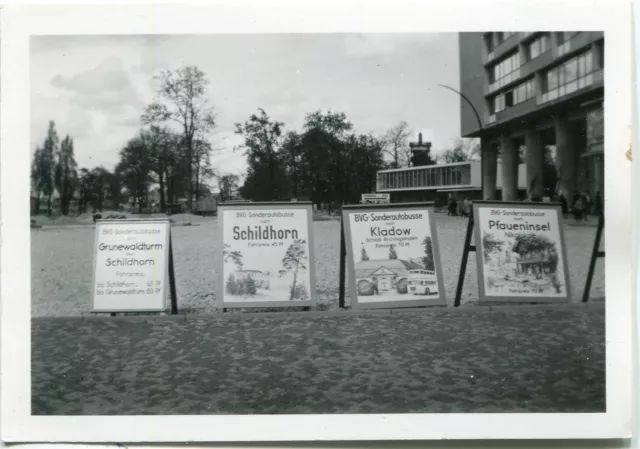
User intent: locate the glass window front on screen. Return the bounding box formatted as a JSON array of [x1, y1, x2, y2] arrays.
[[542, 50, 595, 103]]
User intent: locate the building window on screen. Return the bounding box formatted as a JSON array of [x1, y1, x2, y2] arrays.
[[492, 79, 534, 114], [489, 51, 521, 90], [541, 51, 594, 103], [527, 34, 549, 60], [484, 33, 494, 53], [556, 31, 579, 43]]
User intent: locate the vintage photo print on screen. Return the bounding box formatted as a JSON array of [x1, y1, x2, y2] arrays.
[[0, 1, 633, 443]]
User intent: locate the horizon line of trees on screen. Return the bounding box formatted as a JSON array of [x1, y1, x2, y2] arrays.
[[31, 64, 487, 216]]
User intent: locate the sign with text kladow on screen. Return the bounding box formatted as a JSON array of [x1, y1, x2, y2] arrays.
[[218, 202, 317, 308], [472, 201, 571, 304], [342, 203, 446, 309], [92, 219, 170, 312]]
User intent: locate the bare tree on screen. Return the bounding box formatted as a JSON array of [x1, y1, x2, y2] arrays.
[[142, 66, 216, 213], [383, 121, 412, 168], [437, 138, 480, 163]]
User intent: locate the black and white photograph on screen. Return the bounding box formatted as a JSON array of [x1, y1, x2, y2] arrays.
[[0, 2, 633, 444]]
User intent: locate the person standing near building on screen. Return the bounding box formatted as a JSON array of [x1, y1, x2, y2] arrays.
[[572, 192, 585, 222], [462, 197, 471, 217], [582, 190, 592, 221], [558, 193, 568, 218], [594, 190, 603, 216]]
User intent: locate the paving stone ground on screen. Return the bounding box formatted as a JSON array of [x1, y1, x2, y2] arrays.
[[32, 304, 605, 415]]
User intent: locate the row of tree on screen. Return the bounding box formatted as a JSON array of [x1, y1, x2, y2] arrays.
[[31, 63, 484, 216]]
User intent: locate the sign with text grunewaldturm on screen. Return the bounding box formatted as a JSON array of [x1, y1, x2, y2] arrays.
[[92, 219, 170, 312], [342, 203, 446, 309], [472, 202, 571, 304], [218, 202, 317, 308]]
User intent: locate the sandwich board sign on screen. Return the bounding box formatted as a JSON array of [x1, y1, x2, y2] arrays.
[[217, 202, 317, 309], [341, 202, 446, 309], [92, 219, 170, 312], [472, 201, 571, 304], [361, 193, 390, 204]]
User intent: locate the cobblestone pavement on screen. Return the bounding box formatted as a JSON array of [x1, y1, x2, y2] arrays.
[[31, 214, 606, 316], [32, 304, 605, 415]]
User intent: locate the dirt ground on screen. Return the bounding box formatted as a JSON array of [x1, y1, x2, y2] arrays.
[[31, 304, 605, 415], [31, 214, 605, 316]]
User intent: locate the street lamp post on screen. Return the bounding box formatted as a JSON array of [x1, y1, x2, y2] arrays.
[[438, 84, 485, 199]]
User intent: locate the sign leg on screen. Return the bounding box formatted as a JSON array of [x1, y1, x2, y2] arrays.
[[168, 232, 179, 315], [582, 213, 605, 303], [454, 215, 475, 307], [338, 218, 347, 309]]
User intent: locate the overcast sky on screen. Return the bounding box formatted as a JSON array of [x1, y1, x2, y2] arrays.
[[31, 34, 461, 178]]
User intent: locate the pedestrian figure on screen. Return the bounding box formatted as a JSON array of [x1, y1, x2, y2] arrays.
[[582, 190, 592, 221], [372, 277, 379, 295], [558, 194, 568, 218], [572, 192, 585, 222], [594, 190, 603, 216], [462, 197, 471, 217]]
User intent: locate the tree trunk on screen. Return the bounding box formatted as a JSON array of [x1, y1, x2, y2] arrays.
[[187, 138, 194, 213], [47, 194, 53, 216], [159, 164, 166, 213], [290, 268, 298, 301]]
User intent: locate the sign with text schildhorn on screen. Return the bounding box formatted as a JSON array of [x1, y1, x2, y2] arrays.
[[92, 219, 170, 312], [342, 203, 447, 310], [218, 202, 317, 309], [472, 202, 571, 304]]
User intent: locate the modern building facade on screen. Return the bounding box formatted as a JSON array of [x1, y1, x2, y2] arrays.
[[459, 32, 604, 204], [376, 160, 527, 205]]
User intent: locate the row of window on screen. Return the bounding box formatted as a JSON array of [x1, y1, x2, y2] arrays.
[[377, 166, 472, 191], [539, 74, 594, 104], [545, 51, 593, 92], [493, 79, 535, 113], [486, 31, 580, 56], [527, 34, 550, 60], [489, 51, 521, 85]]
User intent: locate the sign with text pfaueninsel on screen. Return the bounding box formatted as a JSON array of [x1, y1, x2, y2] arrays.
[[92, 219, 170, 312], [342, 203, 447, 309], [472, 202, 571, 303], [218, 202, 317, 308]]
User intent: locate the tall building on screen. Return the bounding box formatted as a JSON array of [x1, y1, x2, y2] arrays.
[[459, 32, 604, 204]]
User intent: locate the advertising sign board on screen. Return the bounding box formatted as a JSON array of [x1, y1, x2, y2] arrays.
[[361, 193, 391, 204], [342, 203, 446, 309], [218, 202, 317, 308], [472, 201, 571, 303], [92, 219, 170, 312]]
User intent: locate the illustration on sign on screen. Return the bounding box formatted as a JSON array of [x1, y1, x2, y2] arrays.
[[92, 220, 169, 312], [475, 205, 568, 298], [345, 207, 444, 306], [221, 208, 313, 304]]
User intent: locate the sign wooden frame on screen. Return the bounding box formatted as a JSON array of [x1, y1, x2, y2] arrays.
[[340, 202, 447, 310], [582, 212, 605, 303], [217, 202, 317, 309], [471, 201, 571, 305], [91, 218, 174, 313]]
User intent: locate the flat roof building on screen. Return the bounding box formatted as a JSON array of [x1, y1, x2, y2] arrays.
[[459, 32, 604, 204], [376, 160, 527, 206]]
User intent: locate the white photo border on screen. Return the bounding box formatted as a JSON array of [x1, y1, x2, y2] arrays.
[[1, 0, 632, 442]]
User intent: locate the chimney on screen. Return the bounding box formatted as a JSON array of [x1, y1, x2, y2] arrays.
[[418, 132, 423, 145]]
